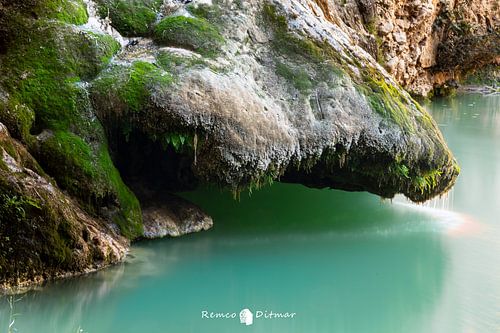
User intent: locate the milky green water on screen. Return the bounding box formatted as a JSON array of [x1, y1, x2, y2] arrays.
[[1, 94, 499, 333]]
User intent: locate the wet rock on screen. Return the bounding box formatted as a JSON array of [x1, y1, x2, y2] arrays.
[[142, 193, 213, 238], [0, 122, 127, 290]]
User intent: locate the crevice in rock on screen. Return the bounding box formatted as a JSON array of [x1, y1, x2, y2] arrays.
[[108, 127, 198, 196], [105, 125, 212, 238]]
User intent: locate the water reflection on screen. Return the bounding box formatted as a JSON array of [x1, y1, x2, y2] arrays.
[[1, 184, 449, 333]]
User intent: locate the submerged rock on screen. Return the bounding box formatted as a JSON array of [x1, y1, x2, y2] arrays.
[[142, 193, 213, 238]]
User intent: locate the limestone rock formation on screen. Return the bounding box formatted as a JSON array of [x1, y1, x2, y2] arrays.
[[0, 0, 465, 288]]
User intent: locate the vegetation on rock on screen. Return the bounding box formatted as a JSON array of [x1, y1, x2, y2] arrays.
[[0, 10, 143, 239], [95, 0, 163, 36], [153, 15, 224, 57]]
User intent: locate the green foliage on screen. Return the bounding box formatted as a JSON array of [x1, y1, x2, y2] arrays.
[[412, 169, 443, 195], [35, 0, 89, 25], [392, 162, 410, 179], [463, 64, 500, 86], [153, 15, 224, 57], [96, 0, 163, 36], [0, 193, 41, 221], [390, 160, 446, 196], [160, 132, 194, 152], [0, 184, 74, 270]]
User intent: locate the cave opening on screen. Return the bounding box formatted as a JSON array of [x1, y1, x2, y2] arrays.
[[107, 127, 199, 203]]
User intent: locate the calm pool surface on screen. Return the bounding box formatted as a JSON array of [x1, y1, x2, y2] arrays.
[[1, 94, 499, 333]]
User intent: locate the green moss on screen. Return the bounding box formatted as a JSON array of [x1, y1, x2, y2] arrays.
[[156, 51, 207, 73], [363, 77, 415, 132], [35, 0, 89, 25], [0, 97, 35, 142], [275, 62, 313, 93], [36, 130, 143, 239], [263, 4, 328, 64], [0, 140, 18, 161], [0, 20, 143, 239], [96, 0, 163, 36], [153, 16, 224, 57], [263, 3, 422, 133], [92, 61, 173, 115], [263, 3, 346, 92], [0, 21, 121, 132], [97, 146, 143, 238], [186, 3, 223, 23], [0, 158, 7, 172], [0, 185, 74, 269], [412, 169, 443, 195], [38, 131, 95, 191]]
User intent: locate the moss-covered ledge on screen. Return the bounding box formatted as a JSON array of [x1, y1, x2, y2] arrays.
[[153, 15, 225, 57], [95, 0, 163, 36]]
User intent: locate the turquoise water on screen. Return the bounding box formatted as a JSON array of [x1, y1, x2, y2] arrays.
[[1, 94, 499, 333]]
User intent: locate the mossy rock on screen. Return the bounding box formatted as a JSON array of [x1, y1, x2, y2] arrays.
[[0, 94, 35, 142], [0, 18, 143, 239], [0, 20, 120, 133], [153, 15, 224, 57], [155, 50, 208, 74], [34, 0, 89, 25], [263, 3, 420, 133], [95, 0, 163, 36], [91, 61, 174, 117], [186, 3, 224, 24], [0, 125, 126, 285]]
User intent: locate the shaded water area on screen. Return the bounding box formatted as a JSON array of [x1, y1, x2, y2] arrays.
[[1, 94, 499, 332]]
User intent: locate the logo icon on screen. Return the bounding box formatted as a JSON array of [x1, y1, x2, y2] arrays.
[[239, 308, 254, 326]]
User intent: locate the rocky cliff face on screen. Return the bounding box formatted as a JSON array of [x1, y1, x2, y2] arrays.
[[324, 0, 500, 96], [0, 0, 462, 288]]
